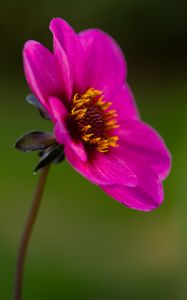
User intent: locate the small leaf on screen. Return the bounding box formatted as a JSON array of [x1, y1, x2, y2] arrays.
[[15, 131, 56, 152], [34, 145, 64, 172], [26, 94, 51, 120]]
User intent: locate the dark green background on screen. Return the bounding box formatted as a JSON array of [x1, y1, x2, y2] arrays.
[[1, 1, 187, 299]]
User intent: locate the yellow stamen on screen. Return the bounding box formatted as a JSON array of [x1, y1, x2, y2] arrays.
[[108, 136, 119, 147], [105, 125, 120, 131], [75, 111, 87, 120], [100, 102, 112, 110], [103, 110, 118, 119], [81, 88, 102, 99], [71, 107, 86, 115], [81, 125, 91, 132], [74, 101, 85, 109], [105, 119, 117, 126], [96, 139, 110, 152], [82, 133, 94, 141], [69, 88, 120, 153], [90, 137, 101, 144], [95, 96, 105, 106]]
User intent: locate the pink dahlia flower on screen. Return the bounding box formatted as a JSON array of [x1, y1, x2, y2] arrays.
[[23, 17, 171, 211]]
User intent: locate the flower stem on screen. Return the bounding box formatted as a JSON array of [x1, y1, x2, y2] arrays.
[[13, 165, 50, 300]]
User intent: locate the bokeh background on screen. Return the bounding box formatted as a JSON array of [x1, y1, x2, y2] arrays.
[[1, 0, 187, 299]]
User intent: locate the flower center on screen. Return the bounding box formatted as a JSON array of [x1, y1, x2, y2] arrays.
[[69, 88, 119, 152]]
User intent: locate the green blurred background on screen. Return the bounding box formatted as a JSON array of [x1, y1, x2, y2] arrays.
[[1, 0, 187, 299]]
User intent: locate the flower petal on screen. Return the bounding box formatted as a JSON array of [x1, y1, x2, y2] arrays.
[[101, 183, 163, 212], [116, 120, 171, 180], [23, 41, 62, 112], [65, 147, 138, 186], [79, 29, 127, 97], [65, 139, 87, 163], [49, 18, 85, 94], [101, 159, 164, 211], [49, 96, 71, 145], [109, 84, 140, 121], [50, 26, 73, 101]]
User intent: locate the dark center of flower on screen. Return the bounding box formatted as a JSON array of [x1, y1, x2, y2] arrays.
[[69, 88, 119, 152], [77, 104, 105, 138]]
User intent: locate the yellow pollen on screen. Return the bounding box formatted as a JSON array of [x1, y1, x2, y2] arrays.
[[90, 137, 102, 144], [105, 119, 118, 126], [81, 125, 92, 132], [95, 96, 104, 106], [108, 136, 119, 147], [100, 102, 112, 110], [103, 110, 118, 119], [69, 88, 119, 153], [82, 133, 94, 141]]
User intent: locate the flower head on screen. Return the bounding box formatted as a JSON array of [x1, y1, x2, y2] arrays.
[[21, 17, 171, 211]]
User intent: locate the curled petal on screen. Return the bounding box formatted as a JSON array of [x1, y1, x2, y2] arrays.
[[50, 18, 85, 94], [79, 29, 127, 97], [65, 139, 87, 163], [23, 41, 63, 112], [49, 96, 71, 145], [50, 32, 73, 101]]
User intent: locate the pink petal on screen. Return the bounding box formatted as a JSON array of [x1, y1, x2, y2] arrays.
[[65, 139, 87, 163], [116, 120, 171, 180], [101, 183, 163, 212], [51, 34, 73, 101], [79, 29, 127, 97], [107, 83, 140, 122], [49, 18, 85, 94], [65, 147, 138, 186], [101, 159, 164, 211], [23, 41, 63, 112], [49, 97, 70, 145]]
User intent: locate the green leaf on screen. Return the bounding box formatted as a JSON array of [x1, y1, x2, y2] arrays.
[[15, 131, 56, 152], [34, 145, 64, 172]]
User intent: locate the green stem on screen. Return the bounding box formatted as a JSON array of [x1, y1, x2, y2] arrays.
[[13, 165, 50, 300]]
